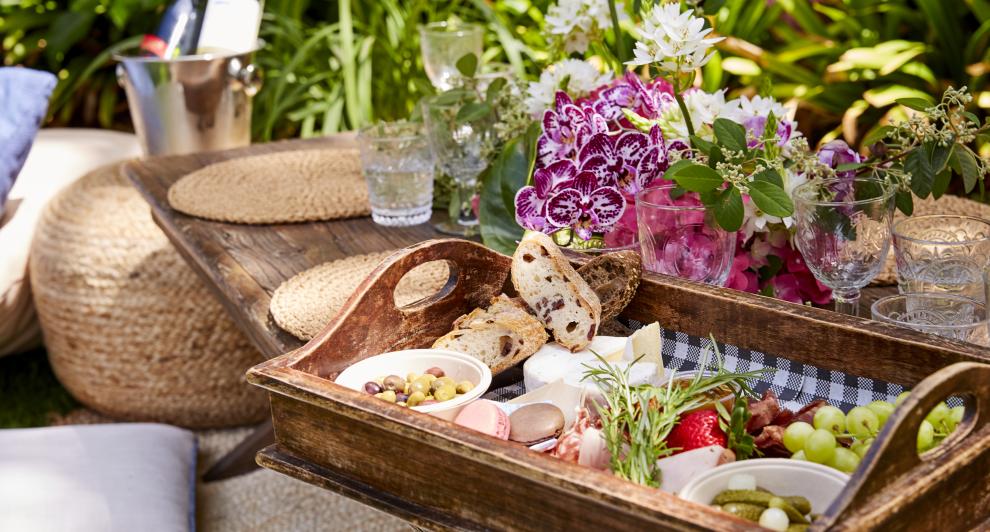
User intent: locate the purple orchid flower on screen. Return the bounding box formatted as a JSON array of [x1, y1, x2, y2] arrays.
[[536, 91, 608, 168], [586, 73, 675, 124], [818, 140, 862, 178], [613, 125, 670, 194], [743, 116, 795, 148], [546, 171, 626, 241], [514, 160, 578, 232]]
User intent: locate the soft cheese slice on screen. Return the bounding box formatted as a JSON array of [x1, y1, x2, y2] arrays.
[[656, 445, 727, 493], [523, 336, 628, 392], [621, 322, 664, 380]]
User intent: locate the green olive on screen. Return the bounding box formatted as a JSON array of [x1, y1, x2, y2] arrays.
[[406, 372, 419, 383], [407, 391, 426, 406], [431, 377, 455, 392], [374, 390, 397, 403], [456, 380, 474, 394], [409, 379, 430, 395], [421, 374, 437, 384], [434, 385, 457, 402], [383, 375, 405, 391]]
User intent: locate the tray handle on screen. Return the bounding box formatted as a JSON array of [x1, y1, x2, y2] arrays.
[[822, 361, 990, 526], [287, 239, 512, 377]]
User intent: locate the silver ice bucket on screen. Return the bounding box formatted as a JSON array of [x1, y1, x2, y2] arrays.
[[115, 49, 262, 156]]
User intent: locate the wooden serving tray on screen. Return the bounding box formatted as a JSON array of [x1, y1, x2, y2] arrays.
[[248, 239, 990, 530]]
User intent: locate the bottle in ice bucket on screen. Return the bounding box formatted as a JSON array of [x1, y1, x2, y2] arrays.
[[195, 0, 263, 54], [139, 0, 206, 58]]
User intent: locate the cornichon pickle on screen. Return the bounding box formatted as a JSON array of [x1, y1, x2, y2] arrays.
[[786, 525, 809, 532], [785, 496, 812, 516], [769, 497, 808, 524], [712, 490, 772, 506], [721, 503, 764, 522]]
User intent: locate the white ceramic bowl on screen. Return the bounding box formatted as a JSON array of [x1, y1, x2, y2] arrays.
[[678, 458, 849, 514], [334, 349, 491, 421]]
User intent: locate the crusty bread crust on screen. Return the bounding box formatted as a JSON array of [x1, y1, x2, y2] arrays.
[[511, 232, 602, 352], [433, 295, 548, 374], [576, 250, 642, 322]]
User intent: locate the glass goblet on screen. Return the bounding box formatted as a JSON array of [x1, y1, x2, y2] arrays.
[[793, 177, 895, 316], [635, 185, 736, 286], [871, 292, 989, 345], [422, 96, 492, 236], [893, 214, 990, 302], [419, 21, 484, 91]]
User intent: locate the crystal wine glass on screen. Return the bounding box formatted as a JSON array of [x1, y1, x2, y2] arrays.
[[419, 21, 484, 91], [793, 177, 895, 316], [422, 96, 492, 236]]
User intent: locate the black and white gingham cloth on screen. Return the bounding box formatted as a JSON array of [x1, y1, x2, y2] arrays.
[[484, 322, 925, 411]]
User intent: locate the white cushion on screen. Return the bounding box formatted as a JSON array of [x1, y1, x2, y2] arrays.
[[0, 423, 195, 532], [0, 128, 141, 357]]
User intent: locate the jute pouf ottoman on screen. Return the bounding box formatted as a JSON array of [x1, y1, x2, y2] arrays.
[[29, 163, 266, 428]]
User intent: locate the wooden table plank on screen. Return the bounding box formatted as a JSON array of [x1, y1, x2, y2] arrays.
[[124, 136, 448, 358]]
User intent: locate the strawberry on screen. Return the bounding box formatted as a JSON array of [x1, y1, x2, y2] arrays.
[[666, 409, 727, 454]]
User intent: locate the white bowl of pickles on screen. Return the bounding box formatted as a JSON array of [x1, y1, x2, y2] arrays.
[[679, 458, 849, 530], [334, 349, 492, 421]]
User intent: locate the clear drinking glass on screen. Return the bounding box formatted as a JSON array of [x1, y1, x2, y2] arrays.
[[419, 21, 484, 90], [871, 293, 989, 345], [357, 121, 434, 227], [892, 215, 990, 303], [635, 185, 736, 286], [475, 62, 515, 92], [793, 177, 895, 316], [422, 96, 492, 236]]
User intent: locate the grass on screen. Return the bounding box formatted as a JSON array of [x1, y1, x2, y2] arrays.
[[0, 348, 77, 428]]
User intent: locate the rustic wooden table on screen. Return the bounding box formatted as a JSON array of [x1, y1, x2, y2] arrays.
[[124, 135, 897, 480]]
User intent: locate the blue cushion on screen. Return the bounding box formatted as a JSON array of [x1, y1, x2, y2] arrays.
[[0, 67, 57, 216]]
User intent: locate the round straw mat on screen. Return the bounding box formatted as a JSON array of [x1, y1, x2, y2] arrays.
[[875, 194, 990, 285], [270, 252, 450, 341], [167, 149, 370, 224], [30, 163, 266, 429]]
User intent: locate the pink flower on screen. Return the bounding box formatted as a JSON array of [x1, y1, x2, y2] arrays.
[[725, 250, 759, 292]]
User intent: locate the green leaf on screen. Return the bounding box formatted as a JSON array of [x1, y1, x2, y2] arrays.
[[670, 164, 724, 192], [690, 135, 716, 156], [895, 97, 932, 112], [455, 102, 492, 123], [456, 53, 478, 78], [836, 162, 870, 172], [752, 168, 783, 188], [932, 168, 952, 199], [748, 180, 794, 217], [433, 89, 471, 105], [904, 148, 935, 198], [713, 118, 748, 152], [950, 147, 982, 194], [708, 146, 725, 169], [862, 125, 894, 147], [712, 186, 744, 232], [663, 159, 694, 180], [485, 77, 507, 104], [927, 142, 952, 174], [895, 190, 914, 216], [479, 132, 531, 254]]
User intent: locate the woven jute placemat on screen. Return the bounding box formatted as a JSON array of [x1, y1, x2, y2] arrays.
[[168, 149, 370, 224], [875, 194, 990, 285], [270, 251, 450, 341]]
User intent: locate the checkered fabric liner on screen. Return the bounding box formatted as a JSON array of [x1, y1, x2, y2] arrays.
[[482, 322, 955, 411]]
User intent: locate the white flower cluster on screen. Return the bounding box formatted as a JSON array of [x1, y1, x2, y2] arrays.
[[626, 3, 723, 73], [523, 59, 612, 116], [545, 0, 617, 54]]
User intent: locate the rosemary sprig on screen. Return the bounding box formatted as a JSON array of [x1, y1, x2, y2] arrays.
[[581, 335, 770, 488]]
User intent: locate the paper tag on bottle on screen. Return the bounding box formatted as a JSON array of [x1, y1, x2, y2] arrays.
[[196, 0, 261, 54]]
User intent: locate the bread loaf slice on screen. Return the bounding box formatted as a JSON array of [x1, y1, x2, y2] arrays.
[[576, 250, 642, 322], [511, 232, 602, 352], [433, 295, 548, 375]]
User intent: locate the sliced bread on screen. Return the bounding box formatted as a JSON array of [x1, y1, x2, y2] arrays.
[[576, 250, 642, 322], [433, 295, 548, 375], [511, 232, 602, 352]]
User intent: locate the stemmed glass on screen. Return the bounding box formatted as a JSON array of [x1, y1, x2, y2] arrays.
[[419, 22, 484, 91], [422, 96, 492, 236], [635, 185, 736, 286], [793, 177, 896, 316]]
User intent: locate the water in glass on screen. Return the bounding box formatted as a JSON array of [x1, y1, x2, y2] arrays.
[[358, 122, 434, 227]]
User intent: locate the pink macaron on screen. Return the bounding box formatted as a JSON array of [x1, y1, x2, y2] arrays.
[[453, 399, 510, 440]]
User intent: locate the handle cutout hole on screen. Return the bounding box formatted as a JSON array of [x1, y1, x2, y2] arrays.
[[394, 260, 456, 309]]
